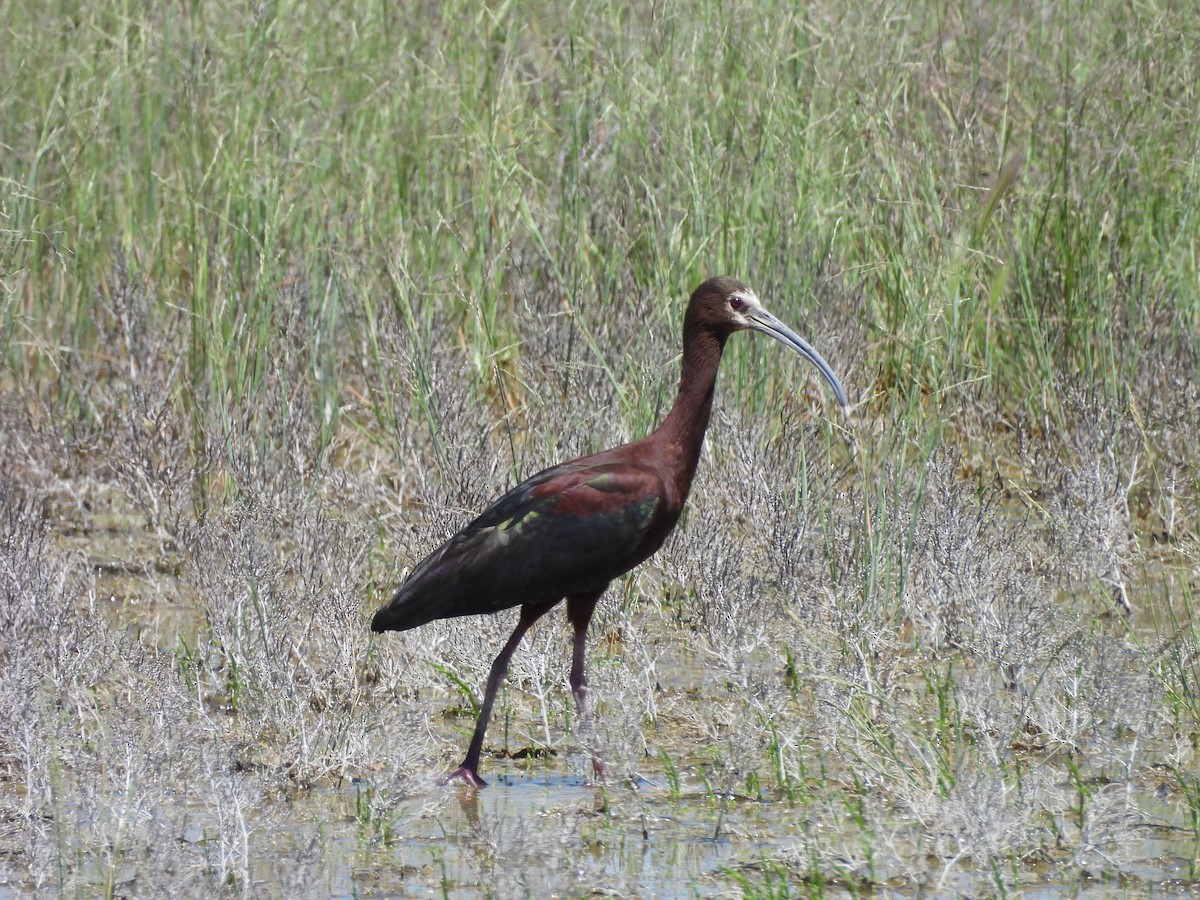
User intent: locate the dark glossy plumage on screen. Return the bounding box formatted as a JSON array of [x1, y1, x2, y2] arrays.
[[371, 276, 847, 787], [370, 460, 665, 631]]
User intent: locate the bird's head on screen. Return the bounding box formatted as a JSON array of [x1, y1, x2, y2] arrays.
[[688, 276, 849, 408]]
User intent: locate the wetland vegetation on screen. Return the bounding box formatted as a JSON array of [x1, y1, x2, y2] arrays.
[[2, 0, 1198, 895]]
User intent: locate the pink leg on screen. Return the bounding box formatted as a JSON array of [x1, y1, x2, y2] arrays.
[[567, 591, 605, 780], [444, 601, 557, 788]]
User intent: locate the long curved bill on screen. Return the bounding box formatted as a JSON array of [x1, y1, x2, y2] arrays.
[[745, 306, 848, 408]]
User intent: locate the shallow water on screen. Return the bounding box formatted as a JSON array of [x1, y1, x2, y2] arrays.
[[212, 749, 1198, 898], [10, 508, 1198, 896], [277, 768, 762, 897]]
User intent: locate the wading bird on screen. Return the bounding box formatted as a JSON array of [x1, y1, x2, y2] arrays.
[[371, 277, 847, 787]]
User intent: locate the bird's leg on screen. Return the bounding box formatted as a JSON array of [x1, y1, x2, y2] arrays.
[[566, 591, 605, 782], [445, 600, 557, 788]]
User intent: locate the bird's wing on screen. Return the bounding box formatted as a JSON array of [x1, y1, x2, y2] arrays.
[[372, 461, 665, 631]]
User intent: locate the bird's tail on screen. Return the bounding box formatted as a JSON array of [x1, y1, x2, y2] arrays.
[[370, 583, 440, 633]]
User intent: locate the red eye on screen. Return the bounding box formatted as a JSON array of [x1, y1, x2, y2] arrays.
[[730, 296, 746, 311]]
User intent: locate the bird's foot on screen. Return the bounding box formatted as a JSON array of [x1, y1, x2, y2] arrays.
[[442, 764, 487, 788]]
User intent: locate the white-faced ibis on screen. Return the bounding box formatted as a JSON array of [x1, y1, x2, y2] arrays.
[[372, 276, 847, 786]]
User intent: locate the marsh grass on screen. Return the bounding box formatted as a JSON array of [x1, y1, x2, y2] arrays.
[[2, 0, 1199, 894]]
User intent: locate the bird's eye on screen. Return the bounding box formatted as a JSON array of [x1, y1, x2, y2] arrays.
[[730, 296, 746, 312]]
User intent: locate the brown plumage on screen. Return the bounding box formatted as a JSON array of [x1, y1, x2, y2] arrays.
[[372, 276, 847, 786]]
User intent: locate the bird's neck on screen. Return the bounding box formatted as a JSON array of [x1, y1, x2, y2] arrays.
[[651, 322, 726, 502]]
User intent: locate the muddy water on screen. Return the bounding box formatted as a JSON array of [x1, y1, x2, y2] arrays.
[[328, 772, 749, 897], [32, 522, 1200, 895], [251, 755, 1199, 897], [265, 766, 812, 897]]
